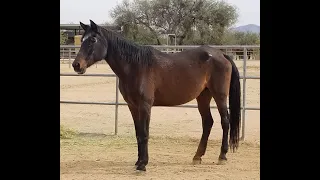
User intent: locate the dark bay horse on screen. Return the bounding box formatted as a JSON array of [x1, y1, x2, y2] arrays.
[[72, 20, 241, 171]]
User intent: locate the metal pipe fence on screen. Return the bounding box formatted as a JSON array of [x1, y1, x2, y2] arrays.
[[60, 45, 260, 140]]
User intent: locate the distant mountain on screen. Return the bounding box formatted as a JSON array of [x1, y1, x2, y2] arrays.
[[231, 24, 260, 34]]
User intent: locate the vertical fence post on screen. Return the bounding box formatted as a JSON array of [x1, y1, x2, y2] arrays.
[[68, 48, 71, 68], [114, 76, 119, 135], [241, 48, 247, 141]]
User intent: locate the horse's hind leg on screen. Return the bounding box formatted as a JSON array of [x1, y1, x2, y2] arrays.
[[192, 88, 213, 164], [208, 68, 232, 164], [212, 92, 229, 164]]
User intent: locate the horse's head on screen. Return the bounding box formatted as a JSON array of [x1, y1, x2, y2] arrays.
[[72, 20, 108, 74]]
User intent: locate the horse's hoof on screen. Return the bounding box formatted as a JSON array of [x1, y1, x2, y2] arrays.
[[136, 165, 146, 171], [192, 157, 202, 165], [217, 158, 227, 165]]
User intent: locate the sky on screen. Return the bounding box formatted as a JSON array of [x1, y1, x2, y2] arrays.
[[60, 0, 260, 27]]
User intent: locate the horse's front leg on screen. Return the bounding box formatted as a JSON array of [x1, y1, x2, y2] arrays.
[[136, 101, 151, 171], [128, 102, 152, 171], [128, 105, 141, 166]]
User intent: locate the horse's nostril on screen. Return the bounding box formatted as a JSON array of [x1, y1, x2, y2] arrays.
[[72, 62, 80, 68]]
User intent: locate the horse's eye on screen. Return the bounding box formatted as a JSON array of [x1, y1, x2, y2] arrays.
[[90, 37, 97, 43]]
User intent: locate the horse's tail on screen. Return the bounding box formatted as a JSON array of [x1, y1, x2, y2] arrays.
[[223, 54, 241, 152]]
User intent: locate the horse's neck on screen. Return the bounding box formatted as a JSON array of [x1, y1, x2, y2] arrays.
[[105, 53, 131, 80], [104, 38, 143, 80]]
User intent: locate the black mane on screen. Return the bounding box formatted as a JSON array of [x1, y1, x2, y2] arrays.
[[100, 28, 156, 66]]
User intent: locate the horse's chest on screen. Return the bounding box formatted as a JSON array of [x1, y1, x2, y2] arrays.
[[118, 81, 145, 105]]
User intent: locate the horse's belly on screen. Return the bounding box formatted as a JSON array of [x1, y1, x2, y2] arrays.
[[153, 82, 206, 106], [153, 61, 210, 106]]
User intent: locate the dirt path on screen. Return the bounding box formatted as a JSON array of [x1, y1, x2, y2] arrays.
[[60, 135, 260, 180]]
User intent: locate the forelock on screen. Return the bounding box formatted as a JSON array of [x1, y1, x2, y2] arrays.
[[82, 30, 92, 42]]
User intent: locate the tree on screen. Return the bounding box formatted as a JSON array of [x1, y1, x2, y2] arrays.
[[110, 0, 238, 45], [220, 30, 260, 45], [232, 31, 260, 45]]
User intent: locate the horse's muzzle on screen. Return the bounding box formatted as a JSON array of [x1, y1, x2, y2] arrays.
[[72, 61, 86, 74]]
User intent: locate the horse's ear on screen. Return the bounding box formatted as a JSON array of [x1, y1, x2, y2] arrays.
[[80, 22, 89, 31], [90, 19, 99, 33]]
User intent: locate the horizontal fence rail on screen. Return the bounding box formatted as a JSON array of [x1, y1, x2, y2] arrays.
[[60, 100, 260, 110], [60, 45, 260, 48], [59, 73, 260, 79], [60, 45, 260, 60], [60, 45, 260, 140]]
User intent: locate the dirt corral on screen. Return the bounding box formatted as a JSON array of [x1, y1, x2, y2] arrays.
[[60, 60, 260, 180]]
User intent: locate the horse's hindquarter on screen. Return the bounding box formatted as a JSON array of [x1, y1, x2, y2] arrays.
[[152, 52, 211, 106]]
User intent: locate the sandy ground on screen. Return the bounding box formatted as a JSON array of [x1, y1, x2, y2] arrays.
[[60, 60, 260, 180], [61, 136, 259, 180]]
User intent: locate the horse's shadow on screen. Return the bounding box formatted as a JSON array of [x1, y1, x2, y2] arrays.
[[77, 132, 114, 137], [61, 159, 221, 173]]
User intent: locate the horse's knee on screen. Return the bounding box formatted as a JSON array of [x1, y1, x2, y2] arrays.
[[137, 136, 148, 144]]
